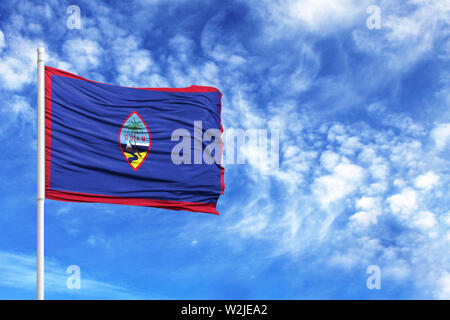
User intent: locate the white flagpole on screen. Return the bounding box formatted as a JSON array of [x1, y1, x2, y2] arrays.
[[37, 48, 45, 300]]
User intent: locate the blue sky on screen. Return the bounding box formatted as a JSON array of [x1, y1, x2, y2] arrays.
[[0, 0, 449, 299]]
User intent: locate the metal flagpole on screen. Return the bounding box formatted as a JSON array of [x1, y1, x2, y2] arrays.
[[37, 47, 45, 300]]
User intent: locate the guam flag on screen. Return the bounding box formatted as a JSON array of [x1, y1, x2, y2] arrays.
[[45, 66, 224, 214]]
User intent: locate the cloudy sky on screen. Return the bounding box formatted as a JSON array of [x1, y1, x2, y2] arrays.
[[0, 0, 449, 299]]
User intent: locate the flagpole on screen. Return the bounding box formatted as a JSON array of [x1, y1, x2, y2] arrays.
[[37, 47, 45, 300]]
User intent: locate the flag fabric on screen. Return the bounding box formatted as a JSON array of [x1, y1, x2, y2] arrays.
[[45, 66, 224, 214]]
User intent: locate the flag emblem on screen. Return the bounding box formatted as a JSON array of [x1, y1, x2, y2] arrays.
[[118, 111, 151, 171]]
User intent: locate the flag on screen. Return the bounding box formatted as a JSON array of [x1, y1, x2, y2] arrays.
[[44, 66, 224, 214]]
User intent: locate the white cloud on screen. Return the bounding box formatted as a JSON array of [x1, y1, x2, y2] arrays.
[[228, 213, 268, 237], [63, 38, 103, 72], [383, 259, 412, 281], [288, 0, 369, 31], [369, 158, 389, 179], [356, 196, 378, 212], [320, 150, 340, 171], [367, 103, 426, 137], [313, 162, 365, 207], [414, 172, 440, 190], [339, 136, 362, 156], [349, 211, 376, 227], [113, 36, 156, 85], [169, 34, 195, 63], [0, 35, 45, 90], [431, 123, 450, 151], [85, 235, 111, 248], [388, 188, 418, 217], [358, 145, 377, 163], [350, 196, 381, 227], [11, 96, 34, 121], [200, 11, 247, 62], [327, 124, 346, 142], [412, 211, 437, 230], [389, 140, 422, 170], [0, 95, 35, 137], [253, 0, 371, 35], [436, 272, 450, 299], [442, 212, 450, 226], [352, 0, 450, 70]]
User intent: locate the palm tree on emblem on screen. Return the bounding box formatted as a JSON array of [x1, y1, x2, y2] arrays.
[[125, 117, 145, 156]]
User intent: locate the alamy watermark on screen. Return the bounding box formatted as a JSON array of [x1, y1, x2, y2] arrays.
[[170, 121, 279, 175], [366, 5, 381, 30], [66, 5, 82, 30], [366, 265, 381, 290], [66, 265, 81, 290]]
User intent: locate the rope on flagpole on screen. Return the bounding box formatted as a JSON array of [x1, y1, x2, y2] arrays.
[[37, 48, 45, 300]]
